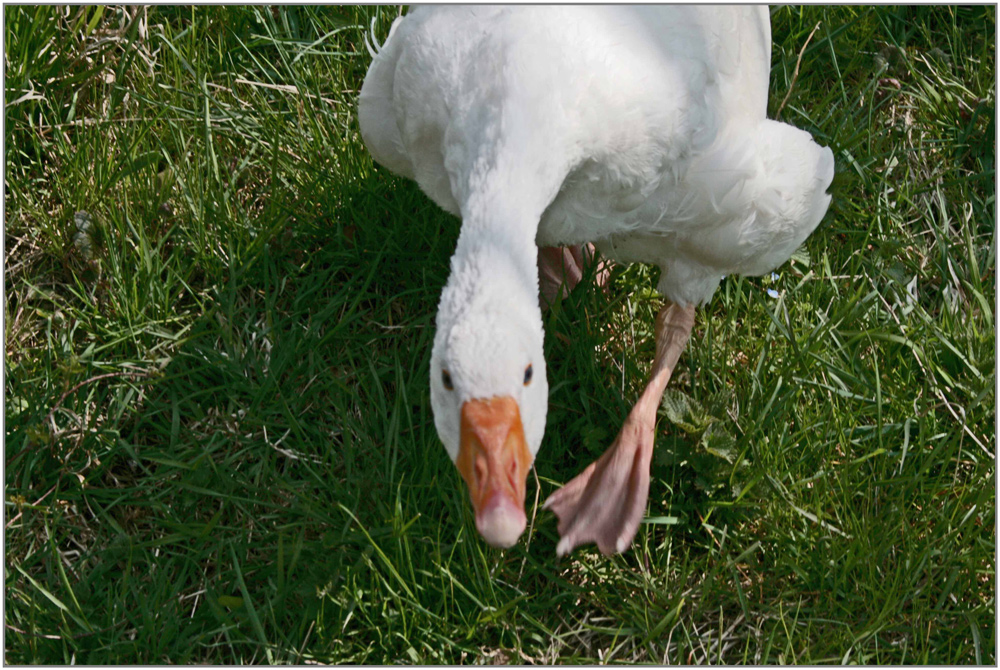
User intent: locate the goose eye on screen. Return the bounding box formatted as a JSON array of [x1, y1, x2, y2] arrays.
[[523, 364, 533, 386], [441, 369, 454, 391]]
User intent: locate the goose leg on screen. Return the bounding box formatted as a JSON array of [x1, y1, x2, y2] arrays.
[[538, 243, 610, 310], [543, 301, 695, 556]]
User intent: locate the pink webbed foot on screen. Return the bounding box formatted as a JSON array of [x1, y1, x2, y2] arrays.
[[542, 413, 655, 556], [543, 301, 696, 557]]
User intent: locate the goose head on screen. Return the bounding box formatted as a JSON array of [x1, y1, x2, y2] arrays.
[[430, 249, 547, 548]]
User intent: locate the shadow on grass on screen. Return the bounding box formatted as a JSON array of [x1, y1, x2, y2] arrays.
[[84, 168, 585, 662]]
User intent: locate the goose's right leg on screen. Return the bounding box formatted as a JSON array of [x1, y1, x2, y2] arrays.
[[537, 243, 610, 310]]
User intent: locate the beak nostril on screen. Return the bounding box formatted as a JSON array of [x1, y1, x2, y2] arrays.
[[507, 456, 518, 492], [475, 456, 487, 490]]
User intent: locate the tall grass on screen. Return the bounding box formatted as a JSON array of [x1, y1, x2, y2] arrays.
[[5, 5, 994, 663]]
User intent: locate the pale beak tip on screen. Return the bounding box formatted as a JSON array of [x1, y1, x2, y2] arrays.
[[475, 492, 527, 549]]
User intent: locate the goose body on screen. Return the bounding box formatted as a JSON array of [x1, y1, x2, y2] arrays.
[[359, 6, 834, 554]]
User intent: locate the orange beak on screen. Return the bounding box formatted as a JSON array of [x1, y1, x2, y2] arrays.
[[456, 396, 533, 548]]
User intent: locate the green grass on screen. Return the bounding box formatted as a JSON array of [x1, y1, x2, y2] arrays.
[[5, 5, 994, 664]]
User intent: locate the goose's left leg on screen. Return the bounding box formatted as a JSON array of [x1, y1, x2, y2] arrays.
[[543, 301, 695, 556]]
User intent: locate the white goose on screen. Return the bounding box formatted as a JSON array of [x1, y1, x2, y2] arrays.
[[359, 6, 834, 556]]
